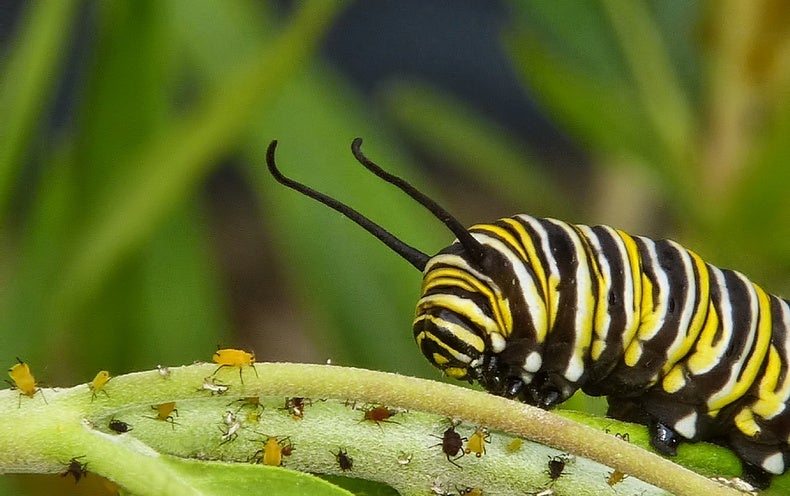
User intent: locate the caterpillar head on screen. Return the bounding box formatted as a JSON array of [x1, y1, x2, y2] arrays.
[[266, 139, 554, 406]]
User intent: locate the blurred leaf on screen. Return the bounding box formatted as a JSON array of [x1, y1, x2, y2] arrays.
[[320, 476, 400, 496], [0, 1, 79, 222], [600, 0, 697, 174], [381, 80, 575, 219], [48, 1, 343, 336], [505, 32, 654, 167], [154, 458, 355, 496]]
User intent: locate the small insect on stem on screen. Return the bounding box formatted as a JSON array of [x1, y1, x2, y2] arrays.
[[198, 376, 230, 395], [397, 451, 413, 466], [432, 424, 466, 468], [7, 357, 46, 407], [156, 364, 170, 378], [212, 347, 258, 384], [108, 418, 132, 434], [283, 396, 311, 420], [146, 401, 179, 429], [464, 427, 490, 458], [220, 419, 242, 445], [546, 455, 568, 484], [506, 437, 523, 453], [230, 396, 264, 414], [61, 456, 88, 483], [252, 436, 294, 467], [360, 405, 401, 427], [606, 468, 628, 487], [88, 370, 111, 401], [332, 447, 353, 472]]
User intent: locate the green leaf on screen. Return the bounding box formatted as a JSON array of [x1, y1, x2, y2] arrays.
[[155, 457, 354, 496]]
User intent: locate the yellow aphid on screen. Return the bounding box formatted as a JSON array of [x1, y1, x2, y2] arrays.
[[89, 371, 111, 401], [253, 436, 293, 466], [7, 358, 46, 406], [506, 437, 523, 453], [212, 348, 258, 384], [465, 427, 490, 457], [146, 401, 179, 428]]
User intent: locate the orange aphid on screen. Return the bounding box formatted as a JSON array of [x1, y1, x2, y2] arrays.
[[253, 436, 293, 466], [212, 348, 258, 384], [146, 401, 179, 428]]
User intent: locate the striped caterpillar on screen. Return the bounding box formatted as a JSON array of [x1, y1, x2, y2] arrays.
[[267, 138, 789, 488]]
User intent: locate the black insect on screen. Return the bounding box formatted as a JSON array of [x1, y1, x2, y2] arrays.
[[432, 425, 466, 468], [546, 455, 566, 482], [332, 447, 354, 472], [108, 418, 132, 434], [267, 138, 790, 489], [61, 456, 88, 483]]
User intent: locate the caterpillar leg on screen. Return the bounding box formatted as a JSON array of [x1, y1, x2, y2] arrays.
[[648, 421, 681, 456], [740, 462, 772, 490]]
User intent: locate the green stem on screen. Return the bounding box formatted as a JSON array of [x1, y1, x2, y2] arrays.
[[0, 363, 745, 495]]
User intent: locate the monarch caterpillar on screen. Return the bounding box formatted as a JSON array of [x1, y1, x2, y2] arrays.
[[266, 138, 790, 488]]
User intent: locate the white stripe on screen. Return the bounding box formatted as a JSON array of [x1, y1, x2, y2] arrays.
[[660, 241, 698, 368], [636, 237, 671, 342], [548, 219, 592, 383], [518, 215, 560, 330], [470, 231, 547, 340], [576, 225, 613, 359], [706, 271, 759, 409]]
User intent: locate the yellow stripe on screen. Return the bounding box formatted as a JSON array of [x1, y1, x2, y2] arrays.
[[414, 314, 486, 353], [471, 223, 529, 262], [416, 294, 499, 337], [421, 258, 513, 338], [752, 346, 786, 419], [624, 272, 655, 366], [733, 407, 761, 437], [414, 327, 473, 364], [660, 249, 711, 376], [708, 282, 773, 411], [577, 225, 610, 361], [501, 218, 549, 301], [617, 230, 643, 346]]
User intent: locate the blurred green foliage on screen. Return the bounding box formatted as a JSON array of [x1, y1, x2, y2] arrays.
[[1, 1, 789, 493]]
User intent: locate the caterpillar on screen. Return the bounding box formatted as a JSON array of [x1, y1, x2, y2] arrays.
[[266, 138, 790, 488]]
